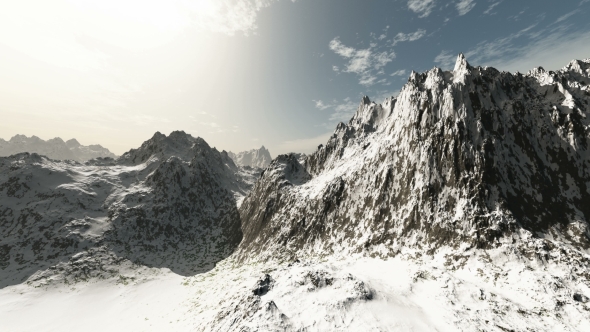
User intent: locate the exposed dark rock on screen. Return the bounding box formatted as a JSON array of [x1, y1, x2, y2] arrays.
[[252, 274, 274, 296], [574, 293, 589, 303]]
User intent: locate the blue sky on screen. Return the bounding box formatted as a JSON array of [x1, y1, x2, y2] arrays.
[[1, 0, 590, 155]]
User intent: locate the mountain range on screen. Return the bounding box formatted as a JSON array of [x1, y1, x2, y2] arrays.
[[0, 135, 117, 162], [1, 55, 590, 331]]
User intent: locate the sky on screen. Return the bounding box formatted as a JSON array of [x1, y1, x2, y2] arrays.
[[1, 0, 590, 156]]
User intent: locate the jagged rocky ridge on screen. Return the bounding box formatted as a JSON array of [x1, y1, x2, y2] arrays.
[[237, 55, 590, 262], [228, 146, 273, 169], [0, 131, 257, 288], [0, 135, 117, 162]]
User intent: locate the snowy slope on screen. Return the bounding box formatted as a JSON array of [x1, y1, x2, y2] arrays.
[[0, 135, 117, 162], [188, 249, 590, 331], [228, 146, 272, 169], [0, 131, 257, 288], [3, 250, 589, 332]]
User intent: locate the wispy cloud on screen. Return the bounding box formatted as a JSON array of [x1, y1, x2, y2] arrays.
[[329, 38, 356, 58], [390, 69, 407, 77], [554, 10, 579, 24], [374, 51, 396, 69], [330, 98, 359, 122], [456, 0, 476, 16], [434, 50, 456, 68], [480, 26, 590, 72], [407, 0, 436, 18], [463, 24, 538, 64], [313, 100, 332, 110], [483, 1, 502, 15], [392, 29, 426, 46], [313, 97, 358, 124], [330, 28, 425, 86], [329, 37, 396, 86]]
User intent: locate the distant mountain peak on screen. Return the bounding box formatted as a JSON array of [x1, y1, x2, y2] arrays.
[[228, 145, 272, 169], [119, 131, 205, 165], [65, 138, 81, 148], [0, 135, 116, 162]]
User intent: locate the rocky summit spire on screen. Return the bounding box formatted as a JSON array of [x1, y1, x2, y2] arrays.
[[453, 53, 471, 83]]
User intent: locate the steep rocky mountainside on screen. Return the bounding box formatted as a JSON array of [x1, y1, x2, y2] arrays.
[[238, 55, 590, 262], [0, 135, 117, 162], [0, 131, 256, 288], [228, 146, 272, 169]]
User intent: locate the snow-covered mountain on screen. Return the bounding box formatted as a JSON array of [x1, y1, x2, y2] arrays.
[[228, 146, 272, 169], [201, 55, 590, 330], [238, 54, 590, 261], [0, 131, 257, 288], [0, 135, 117, 162], [2, 57, 590, 331]]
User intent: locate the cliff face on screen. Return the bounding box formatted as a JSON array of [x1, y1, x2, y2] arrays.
[[237, 55, 590, 262]]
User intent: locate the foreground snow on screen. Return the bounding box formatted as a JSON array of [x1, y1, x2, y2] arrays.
[[0, 270, 194, 331], [2, 247, 589, 331]]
